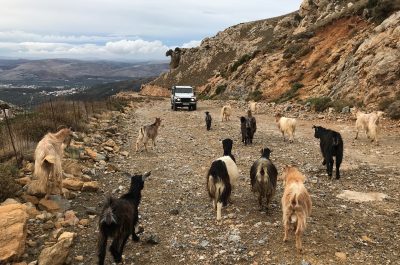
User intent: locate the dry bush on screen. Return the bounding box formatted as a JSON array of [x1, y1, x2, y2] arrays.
[[0, 162, 21, 202]]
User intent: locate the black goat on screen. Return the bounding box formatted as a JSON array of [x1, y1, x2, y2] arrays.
[[205, 111, 212, 130], [207, 138, 239, 222], [240, 116, 252, 145], [98, 172, 151, 265], [313, 125, 343, 179], [222, 138, 236, 163], [247, 110, 257, 143], [250, 148, 277, 210]]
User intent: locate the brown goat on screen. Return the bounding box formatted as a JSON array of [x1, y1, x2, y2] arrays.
[[279, 166, 312, 253], [135, 118, 162, 152], [28, 128, 74, 198]]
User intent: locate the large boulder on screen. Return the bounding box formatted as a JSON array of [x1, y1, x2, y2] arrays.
[[38, 232, 75, 265], [0, 203, 28, 262]]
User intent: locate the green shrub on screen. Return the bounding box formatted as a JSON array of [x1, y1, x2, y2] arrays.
[[247, 90, 263, 102], [275, 83, 304, 103], [387, 100, 400, 120], [215, 84, 227, 95], [330, 99, 353, 112], [0, 162, 20, 202], [307, 97, 332, 112], [230, 54, 252, 72]]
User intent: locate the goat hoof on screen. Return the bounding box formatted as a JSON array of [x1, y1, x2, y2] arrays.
[[132, 236, 140, 242]]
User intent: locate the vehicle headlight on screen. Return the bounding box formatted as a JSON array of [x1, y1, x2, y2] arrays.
[[175, 97, 181, 101], [191, 98, 196, 101]]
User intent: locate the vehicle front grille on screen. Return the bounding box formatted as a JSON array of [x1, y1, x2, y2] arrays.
[[181, 98, 191, 103]]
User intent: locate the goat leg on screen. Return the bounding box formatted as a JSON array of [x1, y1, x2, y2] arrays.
[[110, 239, 122, 263], [97, 233, 107, 265]]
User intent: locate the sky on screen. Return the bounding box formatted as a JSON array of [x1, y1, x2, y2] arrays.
[[0, 0, 301, 61]]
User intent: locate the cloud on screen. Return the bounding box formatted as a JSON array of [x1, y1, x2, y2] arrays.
[[182, 40, 201, 48], [0, 38, 171, 60]]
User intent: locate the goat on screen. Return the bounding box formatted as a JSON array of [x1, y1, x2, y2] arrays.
[[222, 138, 236, 163], [250, 148, 277, 210], [355, 110, 384, 145], [221, 105, 232, 121], [240, 116, 251, 145], [249, 101, 257, 114], [279, 166, 312, 253], [247, 110, 257, 143], [98, 172, 151, 265], [313, 125, 343, 179], [135, 118, 162, 152], [28, 128, 75, 198], [207, 138, 239, 222], [275, 113, 296, 142], [205, 111, 212, 131]]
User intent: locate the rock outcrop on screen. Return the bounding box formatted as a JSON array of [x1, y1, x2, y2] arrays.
[[142, 0, 400, 109], [0, 203, 28, 262]]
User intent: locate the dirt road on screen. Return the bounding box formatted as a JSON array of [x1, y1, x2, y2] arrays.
[[70, 99, 400, 265]]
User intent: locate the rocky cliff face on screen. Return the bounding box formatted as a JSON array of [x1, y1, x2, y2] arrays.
[[142, 0, 399, 108]]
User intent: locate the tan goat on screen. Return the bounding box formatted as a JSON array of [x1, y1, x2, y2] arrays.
[[29, 128, 74, 199], [135, 117, 162, 152], [221, 105, 232, 121], [355, 110, 384, 144], [280, 166, 312, 253]]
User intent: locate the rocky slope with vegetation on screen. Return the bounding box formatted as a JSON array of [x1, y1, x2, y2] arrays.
[[142, 0, 400, 116]]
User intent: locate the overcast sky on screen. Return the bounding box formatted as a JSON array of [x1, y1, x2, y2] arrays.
[[0, 0, 301, 61]]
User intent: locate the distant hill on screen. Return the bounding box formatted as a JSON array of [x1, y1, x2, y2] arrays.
[[67, 77, 154, 101], [0, 58, 168, 82]]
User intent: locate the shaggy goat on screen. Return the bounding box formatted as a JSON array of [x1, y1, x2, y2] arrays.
[[28, 128, 75, 198], [207, 138, 239, 222], [280, 166, 312, 253], [313, 125, 343, 179], [355, 110, 384, 145], [249, 101, 257, 114], [221, 105, 232, 121], [205, 111, 212, 131], [250, 148, 277, 210], [98, 172, 151, 265], [135, 118, 162, 152], [275, 113, 296, 142]]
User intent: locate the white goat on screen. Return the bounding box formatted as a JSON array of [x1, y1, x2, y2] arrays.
[[355, 110, 384, 144], [248, 101, 257, 114], [221, 105, 232, 121], [275, 113, 296, 142]]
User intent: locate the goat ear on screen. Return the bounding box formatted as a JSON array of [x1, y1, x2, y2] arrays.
[[142, 171, 151, 181]]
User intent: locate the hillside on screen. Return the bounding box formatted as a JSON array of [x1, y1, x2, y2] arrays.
[[0, 59, 168, 81], [141, 0, 400, 109]]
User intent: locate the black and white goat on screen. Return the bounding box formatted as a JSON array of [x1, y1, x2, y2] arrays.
[[205, 111, 212, 131], [250, 148, 277, 210], [98, 172, 151, 265], [313, 125, 343, 179], [207, 138, 239, 222]]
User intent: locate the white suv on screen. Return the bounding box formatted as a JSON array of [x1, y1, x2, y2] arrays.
[[170, 86, 197, 111]]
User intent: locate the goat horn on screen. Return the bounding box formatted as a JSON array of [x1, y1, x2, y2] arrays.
[[142, 171, 151, 181]]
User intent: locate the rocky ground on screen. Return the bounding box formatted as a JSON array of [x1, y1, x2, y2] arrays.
[[1, 98, 400, 265]]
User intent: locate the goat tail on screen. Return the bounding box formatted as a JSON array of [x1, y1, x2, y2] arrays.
[[100, 197, 117, 226], [42, 155, 56, 165]]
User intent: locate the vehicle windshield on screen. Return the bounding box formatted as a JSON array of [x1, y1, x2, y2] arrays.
[[175, 87, 193, 93]]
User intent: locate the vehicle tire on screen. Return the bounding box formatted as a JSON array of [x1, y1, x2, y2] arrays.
[[173, 104, 177, 111], [193, 105, 197, 111], [171, 104, 173, 110], [188, 106, 192, 111]]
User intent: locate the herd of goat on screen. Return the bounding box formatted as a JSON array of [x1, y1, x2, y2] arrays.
[[25, 102, 386, 264]]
